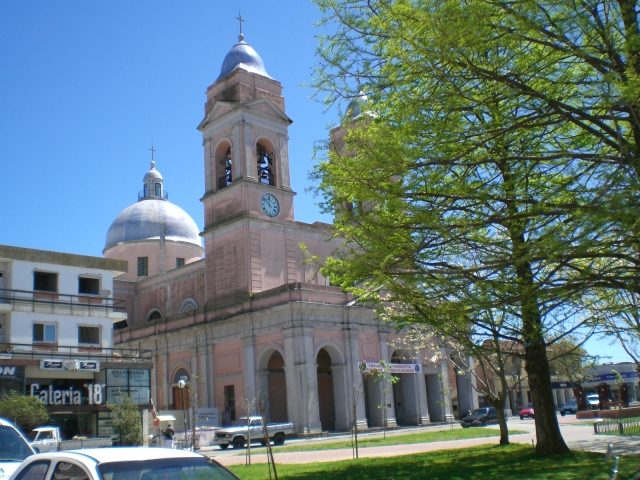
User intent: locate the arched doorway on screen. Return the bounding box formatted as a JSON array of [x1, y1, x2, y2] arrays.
[[317, 348, 336, 431], [267, 351, 288, 423], [172, 368, 190, 410]]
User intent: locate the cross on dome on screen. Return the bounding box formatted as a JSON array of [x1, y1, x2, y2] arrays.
[[237, 12, 245, 41]]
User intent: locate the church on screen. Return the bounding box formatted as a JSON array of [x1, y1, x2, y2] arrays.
[[105, 31, 478, 434]]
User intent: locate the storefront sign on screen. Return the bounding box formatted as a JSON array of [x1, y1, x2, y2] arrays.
[[40, 360, 101, 372], [78, 361, 100, 371], [358, 361, 422, 374], [29, 383, 104, 405], [41, 360, 74, 371], [590, 371, 638, 382], [0, 366, 20, 377]]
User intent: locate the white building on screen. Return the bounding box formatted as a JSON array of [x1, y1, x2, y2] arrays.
[[0, 245, 152, 440]]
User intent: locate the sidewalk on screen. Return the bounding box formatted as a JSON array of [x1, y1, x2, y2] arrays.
[[208, 423, 640, 467]]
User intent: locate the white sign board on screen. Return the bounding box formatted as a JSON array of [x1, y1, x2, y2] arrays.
[[358, 361, 422, 374]]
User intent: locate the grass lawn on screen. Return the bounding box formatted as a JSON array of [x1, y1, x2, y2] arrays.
[[227, 443, 640, 479], [239, 427, 527, 454]]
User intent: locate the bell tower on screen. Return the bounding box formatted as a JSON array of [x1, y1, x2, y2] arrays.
[[198, 32, 296, 305]]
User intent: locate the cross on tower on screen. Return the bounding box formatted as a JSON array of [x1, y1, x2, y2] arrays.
[[236, 12, 244, 36], [149, 144, 156, 162]]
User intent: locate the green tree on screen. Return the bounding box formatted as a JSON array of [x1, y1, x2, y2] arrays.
[[107, 394, 143, 446], [309, 0, 640, 455], [0, 391, 49, 431]]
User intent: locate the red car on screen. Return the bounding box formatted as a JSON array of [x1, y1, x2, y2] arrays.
[[520, 403, 535, 420]]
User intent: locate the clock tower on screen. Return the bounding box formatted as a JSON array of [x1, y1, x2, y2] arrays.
[[198, 32, 307, 306]]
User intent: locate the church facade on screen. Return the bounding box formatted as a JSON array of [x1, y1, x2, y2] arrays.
[[108, 33, 478, 433]]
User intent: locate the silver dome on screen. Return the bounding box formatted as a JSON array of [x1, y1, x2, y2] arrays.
[[217, 35, 272, 81], [144, 167, 163, 181], [105, 199, 202, 250], [346, 91, 369, 119]]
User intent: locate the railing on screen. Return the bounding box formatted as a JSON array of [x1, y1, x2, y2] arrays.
[[138, 190, 169, 201], [0, 342, 152, 363], [594, 417, 640, 436], [0, 288, 126, 313]]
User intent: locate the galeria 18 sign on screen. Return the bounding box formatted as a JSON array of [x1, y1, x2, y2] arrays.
[[29, 383, 105, 405]]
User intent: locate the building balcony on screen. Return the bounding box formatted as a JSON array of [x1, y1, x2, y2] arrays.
[[0, 288, 126, 319], [0, 342, 151, 363]]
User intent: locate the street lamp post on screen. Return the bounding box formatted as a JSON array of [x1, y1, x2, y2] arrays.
[[178, 377, 187, 450]]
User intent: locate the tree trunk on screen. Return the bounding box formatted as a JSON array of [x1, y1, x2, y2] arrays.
[[487, 396, 509, 445]]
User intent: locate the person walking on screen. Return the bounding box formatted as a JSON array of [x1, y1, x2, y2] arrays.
[[163, 423, 175, 448]]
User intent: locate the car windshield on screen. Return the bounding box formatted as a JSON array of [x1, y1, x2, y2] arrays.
[[472, 408, 488, 415], [233, 418, 249, 427], [587, 394, 599, 399], [0, 426, 33, 461], [98, 457, 237, 480]]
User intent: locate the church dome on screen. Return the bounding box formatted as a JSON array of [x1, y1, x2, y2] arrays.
[[217, 34, 272, 81], [104, 162, 201, 251]]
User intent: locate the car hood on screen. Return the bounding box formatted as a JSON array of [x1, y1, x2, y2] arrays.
[[0, 461, 22, 480], [462, 414, 487, 422]]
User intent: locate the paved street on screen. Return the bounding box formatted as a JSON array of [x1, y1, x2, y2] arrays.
[[202, 415, 640, 467]]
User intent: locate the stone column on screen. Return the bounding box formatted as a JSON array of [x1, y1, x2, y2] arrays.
[[456, 356, 479, 416], [415, 350, 430, 424], [439, 360, 455, 423], [160, 340, 169, 409], [343, 327, 367, 430], [378, 333, 397, 427], [283, 327, 321, 434], [255, 370, 270, 420], [242, 335, 257, 414]]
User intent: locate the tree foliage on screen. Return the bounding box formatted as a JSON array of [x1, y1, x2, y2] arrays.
[[311, 0, 640, 455], [0, 391, 49, 431], [107, 394, 143, 446]]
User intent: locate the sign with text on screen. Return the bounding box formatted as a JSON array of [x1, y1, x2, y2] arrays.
[[358, 361, 421, 374]]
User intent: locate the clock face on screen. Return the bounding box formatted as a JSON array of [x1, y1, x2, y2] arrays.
[[261, 193, 280, 217]]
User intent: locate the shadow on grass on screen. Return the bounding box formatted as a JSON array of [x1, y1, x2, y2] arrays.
[[229, 444, 640, 480]]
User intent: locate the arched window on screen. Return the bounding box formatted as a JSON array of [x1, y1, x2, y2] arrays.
[[178, 298, 198, 314], [216, 143, 232, 191], [146, 309, 162, 322], [173, 368, 190, 384], [256, 142, 274, 186]]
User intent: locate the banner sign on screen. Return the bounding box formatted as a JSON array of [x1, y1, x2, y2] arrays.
[[41, 360, 101, 372], [358, 361, 421, 374], [78, 361, 100, 371], [29, 382, 104, 405], [589, 371, 638, 383]]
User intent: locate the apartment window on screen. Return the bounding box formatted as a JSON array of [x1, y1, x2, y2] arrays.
[[33, 323, 56, 343], [33, 272, 57, 292], [176, 258, 185, 268], [78, 326, 100, 344], [137, 257, 148, 276], [78, 276, 100, 295]]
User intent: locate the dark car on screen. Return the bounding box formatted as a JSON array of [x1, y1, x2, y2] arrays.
[[520, 403, 534, 420], [460, 407, 498, 427], [559, 401, 577, 416]]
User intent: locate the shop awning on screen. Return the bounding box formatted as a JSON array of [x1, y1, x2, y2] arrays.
[[157, 415, 176, 422]]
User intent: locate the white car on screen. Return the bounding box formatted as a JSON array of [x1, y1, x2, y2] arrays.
[[586, 393, 600, 409], [0, 418, 35, 479], [8, 448, 238, 480]]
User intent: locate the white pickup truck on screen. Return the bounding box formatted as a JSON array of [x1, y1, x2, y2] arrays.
[[28, 427, 112, 452], [213, 416, 293, 449]]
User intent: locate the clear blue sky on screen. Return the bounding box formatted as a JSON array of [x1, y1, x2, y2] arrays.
[[0, 1, 628, 364]]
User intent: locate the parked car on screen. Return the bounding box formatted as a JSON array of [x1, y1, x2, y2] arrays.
[[0, 418, 35, 478], [28, 426, 111, 452], [460, 407, 498, 427], [519, 403, 535, 420], [586, 393, 600, 409], [214, 416, 294, 449], [559, 401, 577, 416], [8, 448, 238, 480]]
